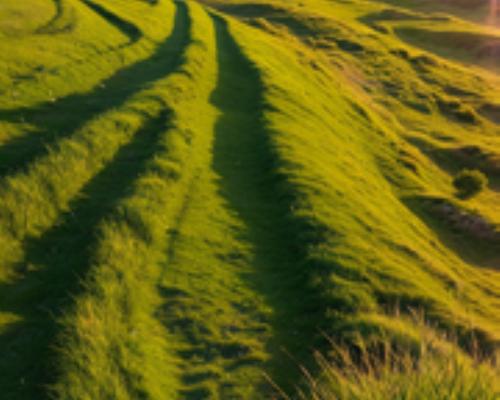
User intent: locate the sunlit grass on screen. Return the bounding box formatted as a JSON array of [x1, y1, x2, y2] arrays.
[[273, 315, 500, 400], [1, 0, 500, 398]]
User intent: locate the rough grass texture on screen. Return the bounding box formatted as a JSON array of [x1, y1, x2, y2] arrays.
[[0, 0, 500, 399], [280, 322, 500, 400]]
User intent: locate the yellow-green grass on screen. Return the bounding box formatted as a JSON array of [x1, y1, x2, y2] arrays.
[[53, 3, 220, 398], [284, 324, 500, 400], [363, 0, 493, 25], [0, 0, 183, 396], [1, 0, 500, 398], [206, 0, 500, 389], [224, 0, 500, 325]]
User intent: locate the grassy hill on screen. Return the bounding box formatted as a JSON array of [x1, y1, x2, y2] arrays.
[[0, 0, 499, 398]]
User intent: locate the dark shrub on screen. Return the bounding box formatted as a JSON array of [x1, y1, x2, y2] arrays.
[[453, 169, 488, 198]]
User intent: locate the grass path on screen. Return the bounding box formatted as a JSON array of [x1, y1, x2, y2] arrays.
[[209, 14, 322, 394], [157, 13, 319, 399]]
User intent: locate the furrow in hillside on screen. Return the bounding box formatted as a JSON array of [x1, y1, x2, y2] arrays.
[[49, 2, 220, 399], [0, 111, 168, 400], [0, 2, 188, 179], [155, 13, 320, 398], [0, 5, 195, 396], [36, 0, 77, 35], [0, 0, 190, 268], [79, 0, 142, 43], [209, 14, 324, 393], [0, 0, 177, 118]]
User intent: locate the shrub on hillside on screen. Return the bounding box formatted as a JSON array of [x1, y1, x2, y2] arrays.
[[453, 169, 487, 198]]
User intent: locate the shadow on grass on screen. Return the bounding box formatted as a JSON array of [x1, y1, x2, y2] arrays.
[[211, 15, 322, 394], [36, 0, 77, 35], [80, 0, 142, 43], [0, 1, 189, 178], [0, 111, 168, 400], [401, 194, 497, 269], [156, 14, 327, 398]]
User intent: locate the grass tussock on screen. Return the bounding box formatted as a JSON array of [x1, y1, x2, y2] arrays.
[[294, 345, 500, 400], [275, 317, 500, 400]]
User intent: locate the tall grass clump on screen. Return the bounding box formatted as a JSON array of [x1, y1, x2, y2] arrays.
[[280, 334, 500, 400]]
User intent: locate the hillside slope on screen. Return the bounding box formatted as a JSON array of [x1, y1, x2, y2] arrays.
[[0, 0, 499, 398]]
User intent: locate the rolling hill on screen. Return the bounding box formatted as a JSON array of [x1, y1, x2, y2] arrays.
[[0, 0, 499, 398]]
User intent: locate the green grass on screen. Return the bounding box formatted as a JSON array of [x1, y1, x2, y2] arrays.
[[281, 326, 500, 400], [1, 0, 500, 398]]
